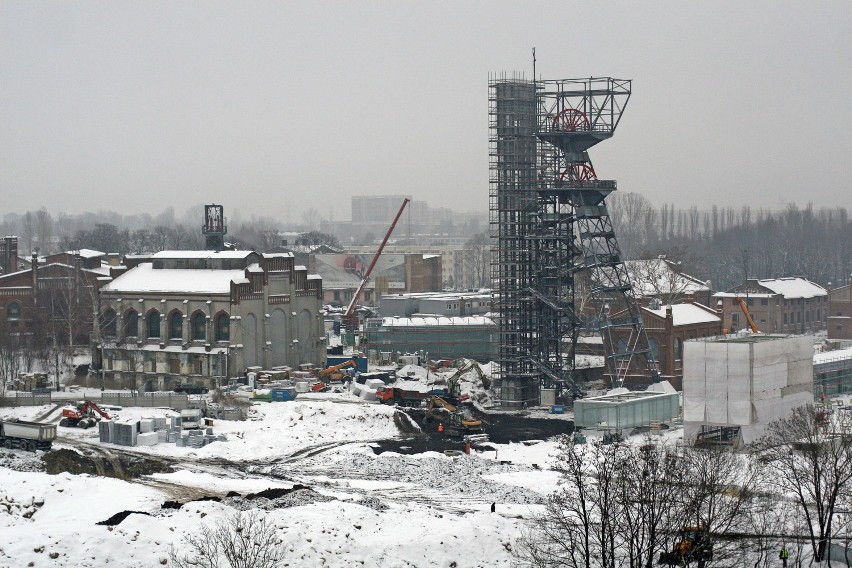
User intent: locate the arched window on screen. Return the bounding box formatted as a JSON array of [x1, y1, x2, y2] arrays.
[[649, 338, 660, 362], [124, 310, 139, 338], [7, 302, 21, 320], [147, 310, 160, 338], [169, 311, 183, 340], [191, 312, 206, 341], [101, 308, 117, 338], [215, 313, 230, 342]]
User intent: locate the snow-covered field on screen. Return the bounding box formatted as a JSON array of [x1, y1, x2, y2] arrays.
[[0, 389, 574, 567]]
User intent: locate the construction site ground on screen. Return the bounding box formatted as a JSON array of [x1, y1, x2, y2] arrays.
[[0, 390, 591, 567]]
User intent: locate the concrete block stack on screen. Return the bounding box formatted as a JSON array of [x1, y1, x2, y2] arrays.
[[97, 411, 226, 449]]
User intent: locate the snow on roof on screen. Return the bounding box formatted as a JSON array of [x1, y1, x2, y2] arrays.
[[77, 248, 105, 259], [151, 250, 256, 260], [85, 265, 112, 277], [576, 354, 605, 368], [246, 263, 264, 273], [140, 344, 229, 355], [713, 292, 775, 299], [643, 303, 720, 326], [422, 254, 440, 260], [101, 263, 241, 294], [307, 274, 322, 280], [758, 277, 826, 299], [814, 347, 852, 365], [380, 316, 495, 327], [624, 258, 709, 297], [262, 252, 294, 259]]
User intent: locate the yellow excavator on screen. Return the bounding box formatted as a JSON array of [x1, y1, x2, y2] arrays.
[[445, 361, 487, 401], [425, 395, 484, 436], [659, 524, 714, 567]]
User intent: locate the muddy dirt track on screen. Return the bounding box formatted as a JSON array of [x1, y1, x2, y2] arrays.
[[371, 408, 574, 455]]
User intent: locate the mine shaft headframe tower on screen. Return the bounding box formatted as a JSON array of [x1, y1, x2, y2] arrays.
[[535, 77, 658, 391], [490, 74, 659, 409]]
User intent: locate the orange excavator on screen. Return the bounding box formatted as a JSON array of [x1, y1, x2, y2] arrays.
[[318, 360, 357, 382], [735, 296, 760, 333], [59, 400, 113, 429]]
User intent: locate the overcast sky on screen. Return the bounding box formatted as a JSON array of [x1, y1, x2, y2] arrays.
[[1, 1, 850, 222]]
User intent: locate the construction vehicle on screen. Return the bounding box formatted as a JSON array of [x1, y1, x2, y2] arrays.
[[0, 419, 56, 452], [659, 525, 714, 567], [735, 296, 760, 333], [342, 198, 410, 333], [425, 396, 484, 436], [59, 400, 113, 429], [376, 386, 431, 407], [445, 361, 487, 401], [318, 360, 357, 382]]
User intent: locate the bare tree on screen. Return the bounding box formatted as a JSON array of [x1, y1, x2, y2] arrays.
[[463, 232, 490, 289], [21, 211, 35, 253], [517, 436, 763, 568], [169, 510, 287, 568], [301, 208, 324, 232], [516, 436, 686, 568], [35, 207, 54, 254], [626, 258, 695, 305], [753, 404, 852, 563]]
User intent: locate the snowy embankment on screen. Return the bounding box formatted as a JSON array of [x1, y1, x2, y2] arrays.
[[0, 391, 562, 567]]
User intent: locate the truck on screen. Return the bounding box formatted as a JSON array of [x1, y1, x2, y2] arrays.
[[0, 419, 57, 452], [375, 386, 431, 407]]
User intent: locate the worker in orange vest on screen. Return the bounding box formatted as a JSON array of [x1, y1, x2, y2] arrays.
[[437, 423, 444, 433]]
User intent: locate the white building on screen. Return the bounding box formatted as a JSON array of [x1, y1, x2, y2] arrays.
[[683, 334, 813, 448]]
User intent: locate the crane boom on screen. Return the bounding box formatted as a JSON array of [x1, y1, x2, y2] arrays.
[[344, 198, 410, 321], [735, 296, 760, 333]]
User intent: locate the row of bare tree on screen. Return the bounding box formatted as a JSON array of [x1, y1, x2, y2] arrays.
[[608, 194, 852, 290], [518, 405, 852, 567]]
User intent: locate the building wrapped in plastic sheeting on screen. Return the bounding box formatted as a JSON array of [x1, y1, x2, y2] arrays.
[[683, 334, 813, 448]]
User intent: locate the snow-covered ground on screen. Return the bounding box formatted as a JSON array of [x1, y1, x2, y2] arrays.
[[0, 387, 577, 567]]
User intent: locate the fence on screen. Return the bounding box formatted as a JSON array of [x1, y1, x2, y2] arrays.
[[1, 391, 195, 410]]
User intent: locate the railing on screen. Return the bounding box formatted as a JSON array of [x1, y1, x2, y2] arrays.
[[0, 391, 196, 410]]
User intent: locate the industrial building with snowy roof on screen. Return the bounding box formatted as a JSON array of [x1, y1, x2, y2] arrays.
[[96, 250, 324, 391], [713, 277, 828, 334]]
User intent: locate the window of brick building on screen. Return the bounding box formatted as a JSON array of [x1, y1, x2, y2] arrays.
[[6, 302, 20, 320]]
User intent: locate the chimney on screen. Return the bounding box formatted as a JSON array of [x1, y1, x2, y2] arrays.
[[2, 236, 18, 274], [31, 251, 38, 305]]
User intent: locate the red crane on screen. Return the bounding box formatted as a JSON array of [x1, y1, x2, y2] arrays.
[[344, 198, 410, 328]]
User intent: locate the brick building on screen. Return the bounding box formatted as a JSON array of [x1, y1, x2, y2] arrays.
[[640, 303, 723, 390], [0, 248, 110, 346], [828, 283, 852, 340], [607, 302, 722, 390], [713, 277, 828, 334]]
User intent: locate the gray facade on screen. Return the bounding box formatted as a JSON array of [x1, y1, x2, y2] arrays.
[[96, 251, 324, 390]]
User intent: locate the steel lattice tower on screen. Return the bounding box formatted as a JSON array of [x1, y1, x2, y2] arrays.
[[490, 75, 659, 408]]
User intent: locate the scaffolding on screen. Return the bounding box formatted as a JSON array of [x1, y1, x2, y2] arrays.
[[490, 74, 659, 409]]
